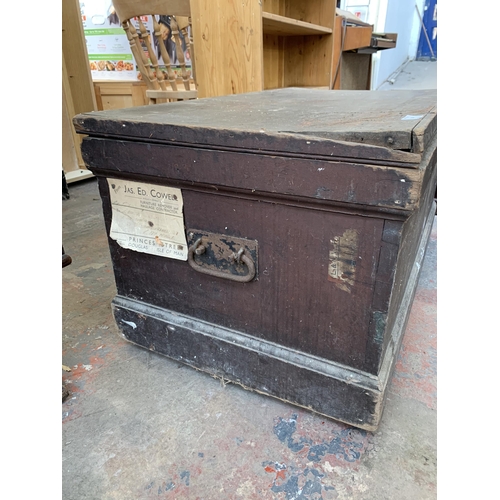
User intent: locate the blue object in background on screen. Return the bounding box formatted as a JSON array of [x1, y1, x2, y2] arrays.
[[417, 0, 437, 60]]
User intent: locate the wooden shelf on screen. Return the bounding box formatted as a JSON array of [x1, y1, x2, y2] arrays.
[[262, 12, 333, 36], [191, 0, 337, 97]]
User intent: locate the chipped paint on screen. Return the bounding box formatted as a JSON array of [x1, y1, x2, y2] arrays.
[[276, 414, 370, 461], [122, 320, 137, 329], [262, 459, 337, 499], [373, 311, 387, 345], [264, 461, 288, 483], [142, 467, 197, 498], [179, 470, 190, 486], [328, 229, 359, 293], [263, 413, 371, 497]]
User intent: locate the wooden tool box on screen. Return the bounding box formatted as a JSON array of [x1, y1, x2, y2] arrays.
[[74, 88, 437, 430]]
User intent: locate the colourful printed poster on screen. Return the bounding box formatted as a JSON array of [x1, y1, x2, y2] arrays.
[[79, 1, 192, 82], [80, 0, 142, 80]]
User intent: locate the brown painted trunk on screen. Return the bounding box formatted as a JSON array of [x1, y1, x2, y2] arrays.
[[74, 88, 437, 430]]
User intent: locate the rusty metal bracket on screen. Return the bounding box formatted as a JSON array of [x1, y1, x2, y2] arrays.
[[187, 230, 257, 283]]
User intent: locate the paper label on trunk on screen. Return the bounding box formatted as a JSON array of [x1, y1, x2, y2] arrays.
[[328, 229, 359, 293], [107, 179, 188, 260]]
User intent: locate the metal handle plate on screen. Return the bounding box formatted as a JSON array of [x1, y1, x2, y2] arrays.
[[187, 230, 258, 283]]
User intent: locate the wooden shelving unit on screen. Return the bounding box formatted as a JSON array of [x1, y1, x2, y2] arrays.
[[62, 0, 97, 183], [261, 12, 333, 36], [67, 0, 394, 125], [191, 0, 337, 98]]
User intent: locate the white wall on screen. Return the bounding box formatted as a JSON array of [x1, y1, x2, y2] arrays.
[[408, 0, 426, 60], [370, 0, 426, 89]]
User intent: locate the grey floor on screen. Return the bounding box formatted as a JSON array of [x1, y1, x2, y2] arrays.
[[378, 60, 437, 90], [62, 60, 437, 499]]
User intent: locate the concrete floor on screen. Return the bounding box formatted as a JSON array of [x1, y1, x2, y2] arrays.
[[377, 60, 437, 91], [62, 61, 437, 499]]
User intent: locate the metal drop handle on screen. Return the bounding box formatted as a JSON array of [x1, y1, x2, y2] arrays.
[[188, 238, 256, 283]]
